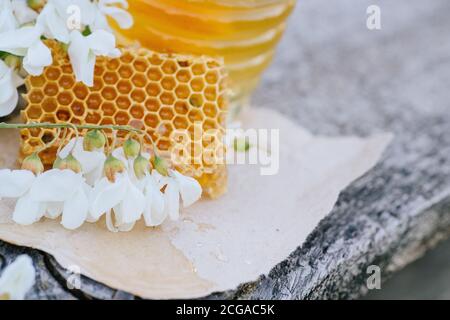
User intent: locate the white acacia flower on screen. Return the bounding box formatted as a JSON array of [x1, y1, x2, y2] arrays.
[[141, 172, 165, 227], [68, 29, 121, 86], [11, 0, 38, 26], [0, 167, 88, 230], [59, 137, 106, 186], [0, 255, 35, 300], [162, 170, 203, 221], [0, 60, 22, 117], [36, 0, 71, 43], [0, 24, 52, 76], [27, 169, 90, 230], [92, 0, 133, 31], [0, 0, 18, 32], [90, 172, 145, 232]]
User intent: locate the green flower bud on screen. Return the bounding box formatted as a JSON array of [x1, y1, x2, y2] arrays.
[[233, 137, 251, 152], [56, 154, 82, 173], [133, 155, 150, 179], [151, 156, 169, 177], [27, 0, 46, 11], [83, 130, 106, 151], [123, 138, 141, 159], [22, 153, 44, 175], [104, 156, 126, 183]]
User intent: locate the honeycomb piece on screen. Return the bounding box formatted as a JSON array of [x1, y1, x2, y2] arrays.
[[21, 42, 229, 198]]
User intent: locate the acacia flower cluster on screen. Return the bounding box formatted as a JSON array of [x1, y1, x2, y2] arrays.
[[0, 125, 203, 232], [0, 0, 133, 117]]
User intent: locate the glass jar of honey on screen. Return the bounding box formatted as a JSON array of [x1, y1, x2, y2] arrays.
[[115, 0, 296, 120]]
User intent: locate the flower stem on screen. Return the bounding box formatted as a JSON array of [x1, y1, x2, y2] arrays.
[[0, 122, 159, 155]]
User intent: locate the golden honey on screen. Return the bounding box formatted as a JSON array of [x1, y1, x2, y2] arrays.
[[21, 42, 229, 198], [115, 0, 296, 119]]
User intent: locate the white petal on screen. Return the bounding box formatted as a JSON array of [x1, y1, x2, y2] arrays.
[[87, 30, 120, 57], [90, 175, 126, 220], [37, 2, 70, 43], [118, 177, 145, 224], [29, 170, 83, 202], [62, 186, 88, 230], [171, 170, 202, 207], [45, 202, 63, 219], [0, 169, 34, 198], [0, 26, 41, 55], [0, 255, 35, 300], [68, 30, 94, 86], [0, 91, 18, 117], [164, 180, 180, 221], [12, 0, 38, 25], [0, 0, 18, 32], [105, 210, 119, 232], [23, 40, 52, 76], [143, 175, 166, 227], [13, 192, 45, 225]]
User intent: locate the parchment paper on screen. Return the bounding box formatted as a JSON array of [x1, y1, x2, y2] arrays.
[[0, 108, 392, 299]]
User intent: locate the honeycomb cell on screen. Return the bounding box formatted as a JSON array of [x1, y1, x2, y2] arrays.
[[94, 65, 105, 77], [117, 96, 132, 109], [145, 98, 160, 112], [188, 109, 204, 122], [144, 113, 159, 127], [120, 51, 134, 63], [174, 116, 189, 129], [57, 92, 74, 106], [101, 86, 118, 101], [189, 94, 204, 107], [118, 65, 133, 78], [160, 91, 175, 105], [149, 54, 163, 65], [161, 76, 176, 90], [28, 90, 44, 103], [29, 75, 46, 87], [131, 89, 145, 103], [204, 86, 217, 101], [43, 83, 59, 96], [191, 78, 205, 92], [117, 80, 132, 94], [132, 74, 147, 88], [86, 93, 102, 109], [161, 60, 178, 74], [85, 112, 101, 124], [130, 105, 144, 119], [102, 102, 117, 116], [159, 107, 175, 121], [106, 58, 120, 71], [133, 58, 148, 72], [147, 67, 163, 81], [174, 101, 189, 115], [45, 67, 61, 81], [115, 111, 130, 125], [176, 69, 191, 83], [205, 70, 219, 84], [204, 103, 218, 118], [59, 75, 75, 89], [26, 106, 43, 120], [71, 101, 85, 117], [145, 83, 161, 96], [56, 108, 71, 121], [104, 71, 119, 85], [192, 63, 206, 75], [73, 83, 89, 100], [22, 43, 229, 198], [175, 85, 190, 99]]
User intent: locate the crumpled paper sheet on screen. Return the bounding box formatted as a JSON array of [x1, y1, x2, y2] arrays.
[[0, 108, 392, 299]]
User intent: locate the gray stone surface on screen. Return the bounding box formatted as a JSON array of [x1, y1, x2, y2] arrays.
[[1, 0, 450, 299]]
